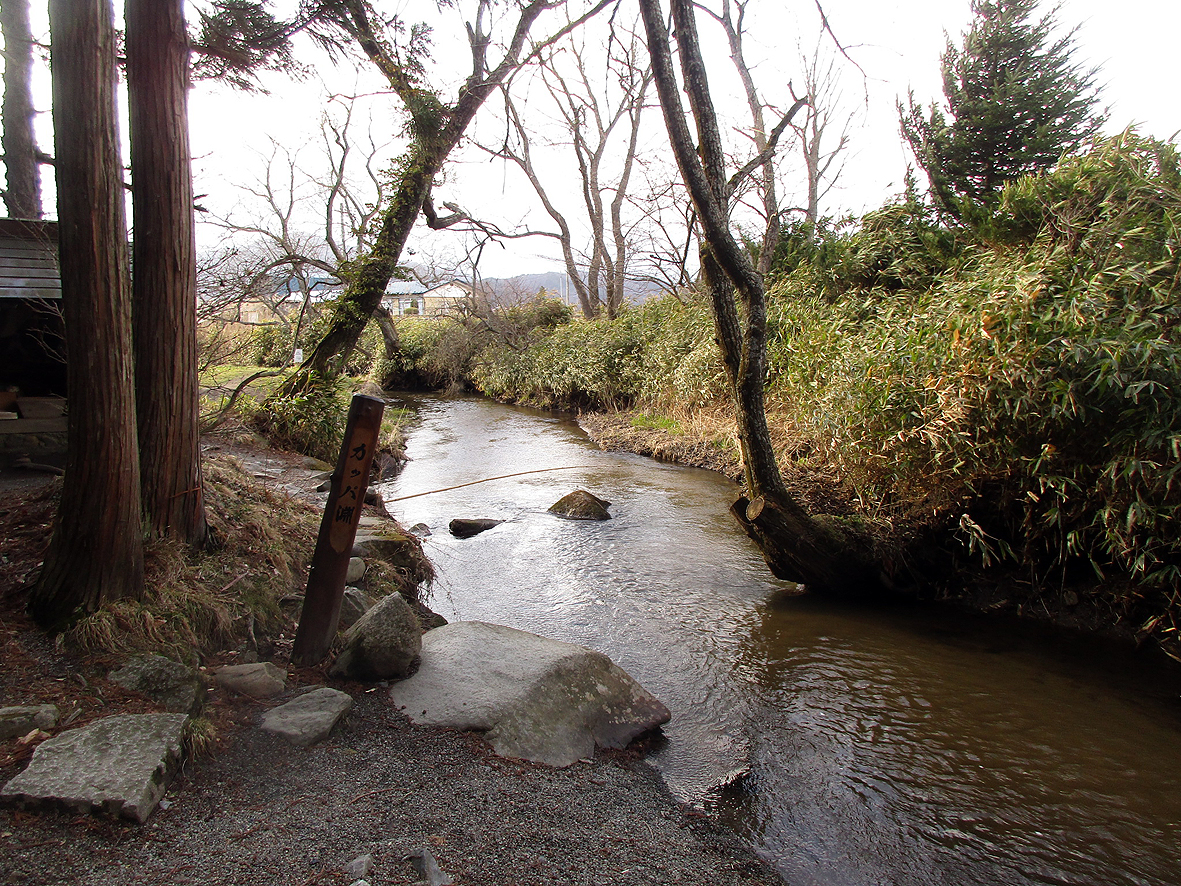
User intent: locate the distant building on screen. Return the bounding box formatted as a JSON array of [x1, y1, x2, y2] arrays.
[[382, 280, 474, 317], [236, 274, 344, 326]]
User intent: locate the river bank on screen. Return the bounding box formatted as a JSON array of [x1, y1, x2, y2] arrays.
[[576, 407, 1181, 666], [0, 428, 785, 886]]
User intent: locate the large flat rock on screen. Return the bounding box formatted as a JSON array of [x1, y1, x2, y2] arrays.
[[389, 621, 670, 767], [0, 713, 188, 823]]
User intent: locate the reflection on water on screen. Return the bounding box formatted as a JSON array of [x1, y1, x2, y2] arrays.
[[382, 395, 1181, 886]]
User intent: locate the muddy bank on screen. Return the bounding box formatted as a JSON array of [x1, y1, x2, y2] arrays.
[[578, 412, 744, 482]]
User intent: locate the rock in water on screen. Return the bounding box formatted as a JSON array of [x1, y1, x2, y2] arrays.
[[389, 621, 670, 767], [448, 518, 502, 538], [329, 593, 422, 680], [548, 490, 611, 520], [0, 713, 188, 822]]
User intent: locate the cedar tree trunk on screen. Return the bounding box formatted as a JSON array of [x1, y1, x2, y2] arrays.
[[126, 0, 208, 544], [1, 0, 42, 218], [29, 0, 144, 627]]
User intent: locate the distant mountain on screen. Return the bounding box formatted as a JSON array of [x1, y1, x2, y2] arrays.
[[479, 271, 662, 306]]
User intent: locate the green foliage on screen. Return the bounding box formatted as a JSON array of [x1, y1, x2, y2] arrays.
[[252, 371, 348, 462], [772, 134, 1181, 597], [631, 413, 682, 433], [469, 295, 725, 412], [770, 197, 960, 300], [396, 317, 480, 389], [249, 323, 293, 367], [191, 1, 299, 90], [901, 0, 1104, 221]]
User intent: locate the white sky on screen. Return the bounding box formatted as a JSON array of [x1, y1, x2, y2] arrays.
[[18, 1, 1181, 279]]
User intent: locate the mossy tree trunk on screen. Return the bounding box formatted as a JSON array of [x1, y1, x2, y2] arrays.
[[278, 0, 608, 398], [639, 0, 878, 594]]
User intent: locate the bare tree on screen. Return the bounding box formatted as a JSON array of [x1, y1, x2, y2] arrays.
[[278, 0, 611, 395], [791, 42, 855, 227], [638, 0, 876, 593], [205, 95, 396, 363], [696, 0, 806, 276], [482, 17, 650, 319], [628, 166, 697, 292]]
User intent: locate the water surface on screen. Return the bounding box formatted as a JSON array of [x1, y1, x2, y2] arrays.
[[380, 395, 1181, 886]]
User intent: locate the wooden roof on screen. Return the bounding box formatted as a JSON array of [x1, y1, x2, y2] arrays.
[[0, 218, 60, 300]]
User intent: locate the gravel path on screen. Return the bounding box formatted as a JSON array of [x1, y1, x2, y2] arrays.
[[1, 692, 783, 886]]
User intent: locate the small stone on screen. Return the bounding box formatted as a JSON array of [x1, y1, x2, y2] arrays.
[[346, 557, 367, 584], [329, 594, 422, 681], [213, 662, 287, 698], [407, 523, 431, 537], [346, 854, 375, 878], [339, 587, 376, 631], [0, 705, 60, 741], [353, 532, 419, 560], [406, 847, 455, 886], [109, 655, 204, 714], [259, 687, 353, 747]]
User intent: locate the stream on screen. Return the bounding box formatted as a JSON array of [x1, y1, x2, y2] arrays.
[[378, 394, 1181, 886]]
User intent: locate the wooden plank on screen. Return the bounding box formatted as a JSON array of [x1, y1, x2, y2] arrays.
[[0, 218, 58, 240], [0, 259, 60, 272], [0, 287, 62, 299], [0, 279, 64, 289], [0, 417, 67, 435], [0, 267, 62, 280]]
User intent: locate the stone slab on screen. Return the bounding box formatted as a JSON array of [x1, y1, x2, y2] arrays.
[[0, 713, 188, 823], [214, 662, 287, 698]]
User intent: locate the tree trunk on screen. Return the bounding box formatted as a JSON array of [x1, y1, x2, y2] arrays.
[[126, 0, 207, 545], [639, 0, 878, 595], [29, 0, 144, 627], [1, 0, 42, 218]]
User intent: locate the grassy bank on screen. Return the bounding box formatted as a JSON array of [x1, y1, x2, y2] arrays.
[[383, 133, 1181, 657]]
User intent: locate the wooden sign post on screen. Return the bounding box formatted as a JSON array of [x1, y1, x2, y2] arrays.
[[292, 393, 384, 666]]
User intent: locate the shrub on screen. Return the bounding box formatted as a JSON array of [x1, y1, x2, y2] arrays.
[[252, 372, 348, 462], [770, 133, 1181, 593]]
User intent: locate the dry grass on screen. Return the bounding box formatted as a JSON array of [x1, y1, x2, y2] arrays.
[[56, 455, 321, 664]]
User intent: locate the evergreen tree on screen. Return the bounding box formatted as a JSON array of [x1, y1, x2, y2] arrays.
[[900, 0, 1104, 221]]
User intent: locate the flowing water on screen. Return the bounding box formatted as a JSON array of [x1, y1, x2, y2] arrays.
[[379, 395, 1181, 886]]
